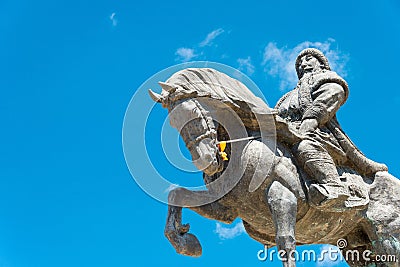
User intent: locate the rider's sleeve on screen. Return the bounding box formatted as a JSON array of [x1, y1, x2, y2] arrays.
[[302, 82, 346, 126], [275, 90, 295, 118]]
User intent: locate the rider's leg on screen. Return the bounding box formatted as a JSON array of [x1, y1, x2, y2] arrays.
[[293, 139, 349, 209], [294, 139, 340, 184]]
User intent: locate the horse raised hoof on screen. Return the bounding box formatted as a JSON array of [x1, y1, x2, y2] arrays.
[[164, 229, 202, 257]]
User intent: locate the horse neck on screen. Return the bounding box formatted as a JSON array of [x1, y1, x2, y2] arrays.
[[202, 124, 258, 186]]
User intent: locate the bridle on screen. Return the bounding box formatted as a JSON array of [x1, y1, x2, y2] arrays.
[[184, 99, 218, 151], [175, 98, 260, 154], [170, 96, 263, 167]]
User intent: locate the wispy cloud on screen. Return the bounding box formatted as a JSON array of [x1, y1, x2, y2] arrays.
[[175, 28, 225, 62], [175, 47, 197, 62], [215, 221, 245, 240], [262, 39, 349, 91], [199, 28, 225, 47], [109, 12, 118, 26], [237, 56, 255, 76]]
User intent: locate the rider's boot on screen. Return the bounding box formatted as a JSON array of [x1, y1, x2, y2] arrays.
[[305, 158, 349, 211], [295, 140, 368, 211]]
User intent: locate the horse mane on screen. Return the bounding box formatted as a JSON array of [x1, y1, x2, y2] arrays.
[[165, 68, 273, 131]]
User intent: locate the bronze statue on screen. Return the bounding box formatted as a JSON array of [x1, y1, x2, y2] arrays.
[[148, 50, 400, 267]]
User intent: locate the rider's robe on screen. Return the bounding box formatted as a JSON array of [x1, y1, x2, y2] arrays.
[[275, 70, 387, 176]]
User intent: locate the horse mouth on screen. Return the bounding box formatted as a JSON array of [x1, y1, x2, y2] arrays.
[[214, 153, 225, 173], [201, 155, 224, 176]]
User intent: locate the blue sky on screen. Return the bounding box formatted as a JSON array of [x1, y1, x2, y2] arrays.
[[1, 0, 400, 267]]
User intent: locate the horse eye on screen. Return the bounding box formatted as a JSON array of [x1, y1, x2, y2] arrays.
[[192, 107, 198, 114]]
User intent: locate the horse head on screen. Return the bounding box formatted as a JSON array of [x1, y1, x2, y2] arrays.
[[149, 82, 224, 176]]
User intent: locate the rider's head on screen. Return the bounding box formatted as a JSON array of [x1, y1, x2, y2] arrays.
[[295, 48, 330, 79]]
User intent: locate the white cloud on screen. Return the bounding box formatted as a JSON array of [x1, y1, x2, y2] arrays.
[[262, 39, 349, 91], [199, 28, 225, 47], [175, 47, 197, 62], [174, 28, 225, 62], [109, 12, 118, 26], [215, 221, 245, 240], [237, 56, 255, 76]]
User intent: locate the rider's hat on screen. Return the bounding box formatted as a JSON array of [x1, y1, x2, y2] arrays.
[[295, 48, 331, 78]]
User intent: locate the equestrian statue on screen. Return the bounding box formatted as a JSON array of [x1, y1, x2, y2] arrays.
[[148, 48, 400, 267]]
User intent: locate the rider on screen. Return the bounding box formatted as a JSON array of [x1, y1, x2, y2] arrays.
[[275, 48, 387, 210]]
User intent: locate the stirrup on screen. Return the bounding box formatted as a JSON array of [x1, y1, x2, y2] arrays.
[[309, 182, 368, 211], [345, 183, 369, 209], [308, 183, 349, 212]]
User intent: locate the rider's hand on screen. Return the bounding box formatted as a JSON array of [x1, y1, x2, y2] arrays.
[[299, 118, 318, 135]]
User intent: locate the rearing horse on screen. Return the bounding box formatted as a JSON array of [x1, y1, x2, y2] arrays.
[[148, 68, 400, 267]]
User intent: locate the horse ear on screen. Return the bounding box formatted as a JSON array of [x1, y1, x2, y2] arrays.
[[158, 82, 176, 93], [148, 89, 163, 103]]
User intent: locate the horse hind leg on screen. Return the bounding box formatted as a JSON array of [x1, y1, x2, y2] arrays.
[[267, 181, 297, 267]]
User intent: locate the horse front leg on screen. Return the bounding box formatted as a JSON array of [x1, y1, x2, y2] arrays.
[[267, 181, 297, 267], [164, 188, 202, 257]]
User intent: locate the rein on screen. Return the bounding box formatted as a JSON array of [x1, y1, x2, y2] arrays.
[[216, 136, 260, 161], [216, 136, 260, 145]]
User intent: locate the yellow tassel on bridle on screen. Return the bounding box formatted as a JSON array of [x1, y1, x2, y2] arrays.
[[217, 141, 229, 161], [217, 136, 260, 161]]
